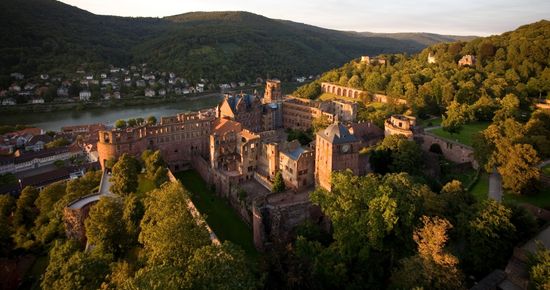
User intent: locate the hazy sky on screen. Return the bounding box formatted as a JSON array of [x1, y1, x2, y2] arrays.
[[59, 0, 549, 36]]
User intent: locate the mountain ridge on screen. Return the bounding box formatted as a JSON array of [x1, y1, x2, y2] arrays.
[[0, 1, 477, 83]]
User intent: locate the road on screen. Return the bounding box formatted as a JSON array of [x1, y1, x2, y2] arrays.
[[489, 169, 503, 202]]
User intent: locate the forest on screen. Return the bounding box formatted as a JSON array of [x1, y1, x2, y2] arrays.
[[0, 0, 469, 85]]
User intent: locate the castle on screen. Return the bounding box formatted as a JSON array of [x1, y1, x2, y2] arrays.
[[96, 80, 385, 249]]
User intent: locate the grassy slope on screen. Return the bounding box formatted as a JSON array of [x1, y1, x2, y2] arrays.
[[428, 122, 490, 146], [503, 187, 550, 210], [469, 173, 489, 201], [175, 170, 257, 257]]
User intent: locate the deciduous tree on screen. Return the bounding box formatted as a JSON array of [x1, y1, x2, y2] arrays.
[[110, 154, 140, 196], [139, 182, 210, 269], [183, 242, 257, 290]]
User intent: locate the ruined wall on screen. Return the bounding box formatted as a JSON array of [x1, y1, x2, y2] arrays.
[[419, 132, 478, 168], [252, 196, 323, 251], [63, 203, 95, 245]]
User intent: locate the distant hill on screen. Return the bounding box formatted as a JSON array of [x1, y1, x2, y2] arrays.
[[359, 32, 476, 46], [0, 0, 476, 83]]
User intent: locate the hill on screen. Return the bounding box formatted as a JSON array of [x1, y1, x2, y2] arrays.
[[0, 0, 473, 83], [295, 20, 550, 113], [359, 32, 476, 46]]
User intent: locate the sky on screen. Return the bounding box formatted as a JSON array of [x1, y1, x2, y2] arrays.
[[59, 0, 549, 36]]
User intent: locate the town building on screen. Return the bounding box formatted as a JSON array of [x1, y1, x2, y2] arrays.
[[79, 90, 91, 101]]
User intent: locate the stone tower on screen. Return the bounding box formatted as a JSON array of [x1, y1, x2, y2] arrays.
[[263, 79, 282, 104], [315, 122, 360, 191]]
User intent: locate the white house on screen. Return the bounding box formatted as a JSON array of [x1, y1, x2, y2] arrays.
[[145, 88, 156, 97], [79, 90, 92, 101], [30, 98, 45, 104], [57, 87, 69, 97], [2, 98, 16, 106]]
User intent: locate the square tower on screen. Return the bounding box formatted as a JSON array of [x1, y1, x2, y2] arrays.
[[315, 122, 360, 191]]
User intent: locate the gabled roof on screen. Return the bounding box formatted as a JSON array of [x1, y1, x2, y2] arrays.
[[212, 118, 242, 136], [27, 134, 53, 146], [223, 94, 259, 114], [318, 122, 358, 145]]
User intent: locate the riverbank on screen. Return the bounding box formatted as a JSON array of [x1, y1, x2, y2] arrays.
[[0, 95, 224, 131], [0, 91, 225, 114]]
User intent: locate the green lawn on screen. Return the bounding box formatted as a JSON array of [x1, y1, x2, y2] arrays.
[[318, 92, 360, 103], [469, 173, 489, 201], [503, 187, 550, 210], [428, 121, 490, 146], [542, 164, 550, 176], [365, 102, 387, 110], [417, 117, 442, 128], [137, 174, 156, 196], [175, 170, 257, 258]]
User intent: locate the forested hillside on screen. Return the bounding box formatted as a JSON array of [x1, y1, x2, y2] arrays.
[[0, 0, 471, 83], [296, 20, 550, 113]]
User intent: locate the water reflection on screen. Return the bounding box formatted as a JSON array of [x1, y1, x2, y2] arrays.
[[0, 95, 223, 131]]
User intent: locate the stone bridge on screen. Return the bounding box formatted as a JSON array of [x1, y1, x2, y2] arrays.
[[321, 82, 366, 99]]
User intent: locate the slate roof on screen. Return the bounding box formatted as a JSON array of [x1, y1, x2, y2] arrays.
[[225, 94, 258, 113], [318, 123, 358, 145], [285, 146, 306, 161]]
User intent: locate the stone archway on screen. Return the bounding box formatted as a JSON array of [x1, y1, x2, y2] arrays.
[[354, 91, 359, 99], [343, 89, 347, 97], [337, 88, 341, 95]]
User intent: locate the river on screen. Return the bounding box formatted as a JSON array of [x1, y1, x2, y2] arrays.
[[0, 95, 223, 131]]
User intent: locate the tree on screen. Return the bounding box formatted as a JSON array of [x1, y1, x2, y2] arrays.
[[391, 216, 464, 290], [493, 93, 520, 122], [139, 182, 210, 269], [442, 101, 468, 135], [31, 181, 67, 246], [142, 150, 166, 179], [465, 199, 516, 275], [136, 117, 145, 126], [529, 244, 550, 290], [496, 143, 540, 194], [43, 245, 111, 290], [183, 242, 257, 290], [114, 119, 127, 129], [13, 186, 39, 231], [272, 171, 285, 193], [42, 239, 81, 289], [372, 134, 423, 174], [312, 115, 331, 133], [152, 166, 168, 187], [85, 197, 128, 257], [472, 132, 493, 170], [147, 115, 157, 125], [310, 171, 437, 287], [127, 118, 137, 127], [45, 137, 70, 149], [293, 82, 321, 100], [123, 195, 144, 243], [110, 153, 140, 196], [0, 194, 15, 255]]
